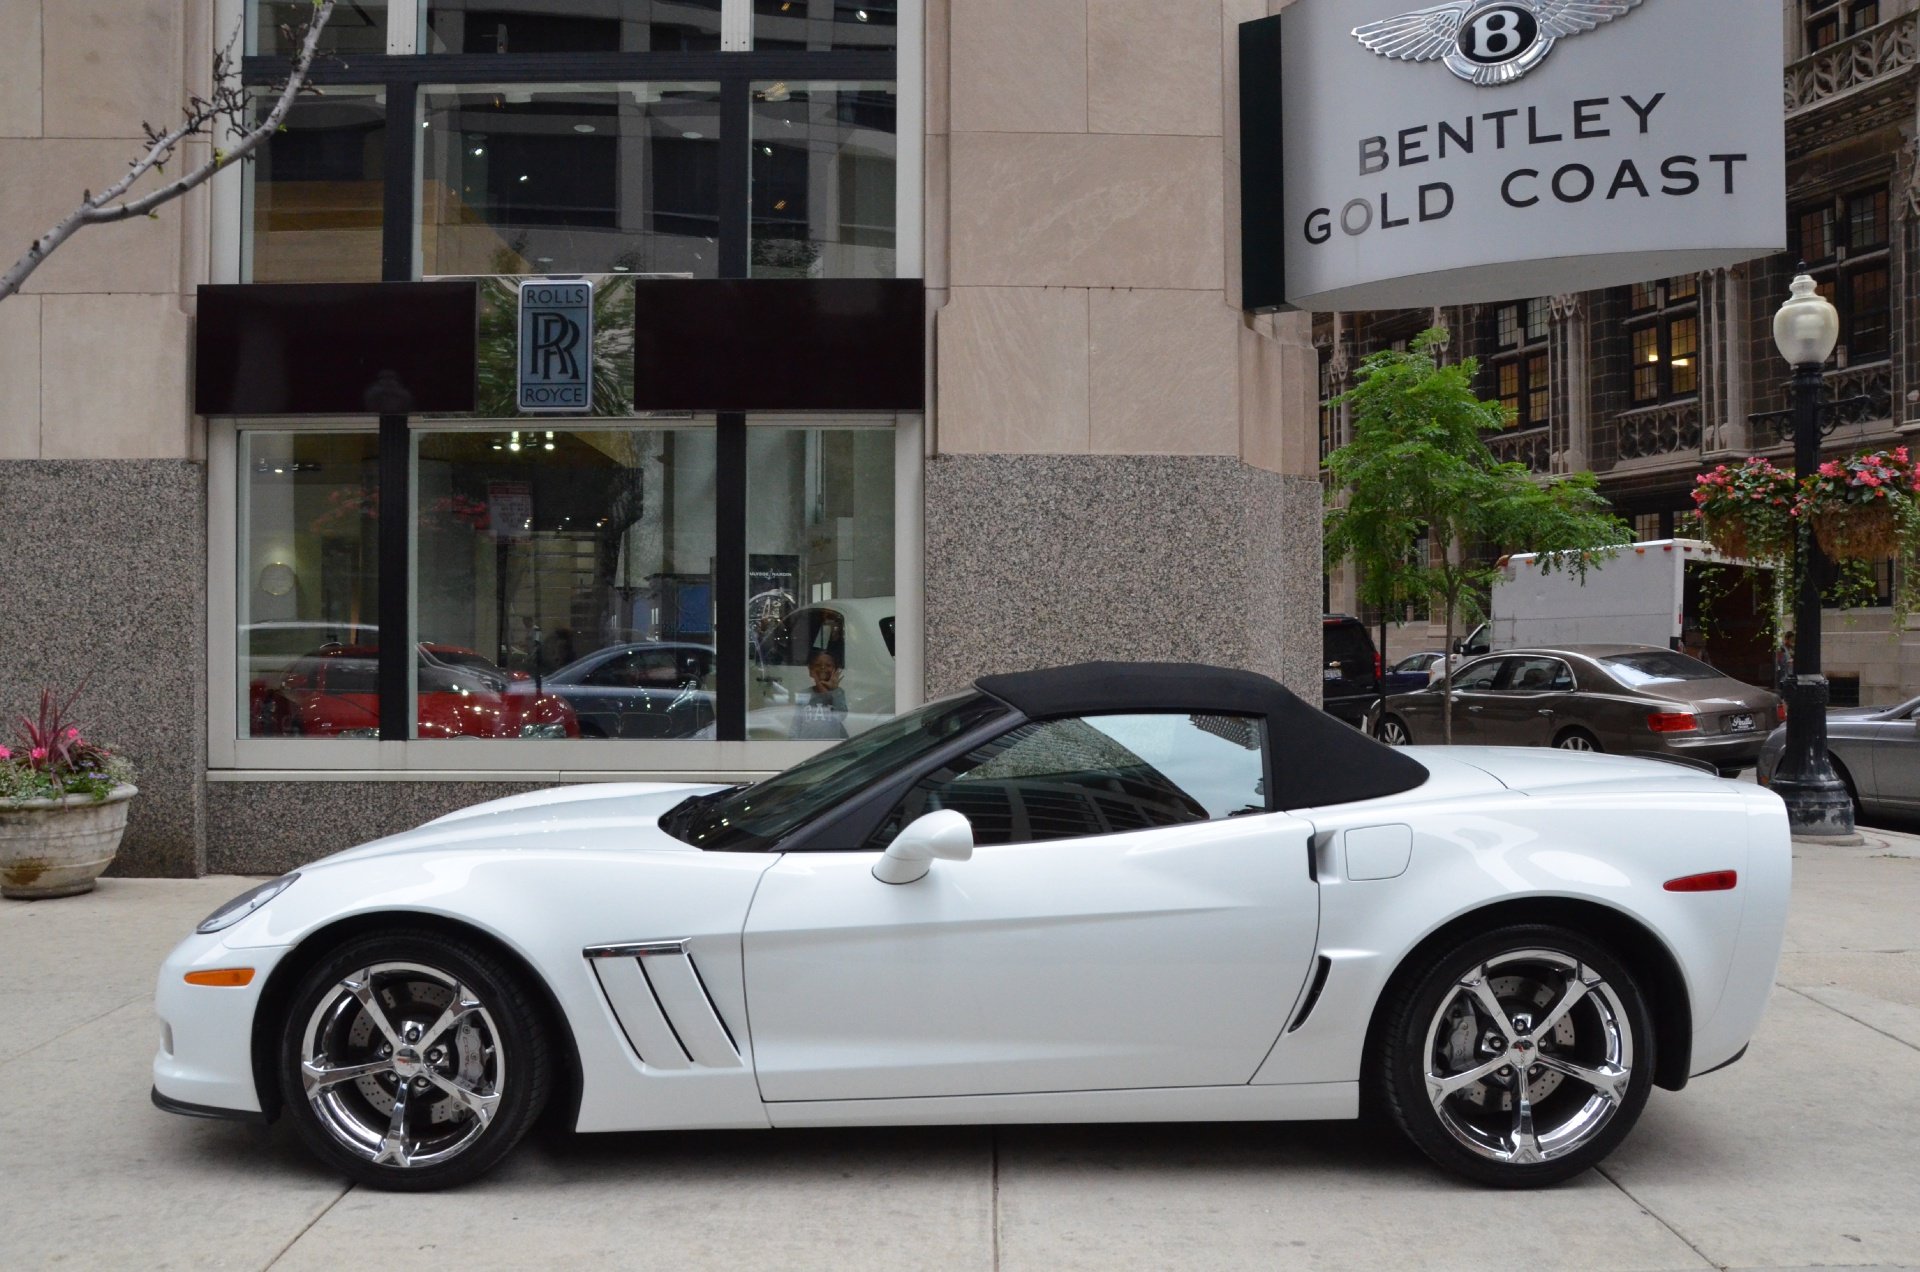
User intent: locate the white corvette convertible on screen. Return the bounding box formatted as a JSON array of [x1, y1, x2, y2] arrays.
[[154, 663, 1790, 1190]]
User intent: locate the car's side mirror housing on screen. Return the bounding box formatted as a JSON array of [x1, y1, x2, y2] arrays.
[[872, 810, 974, 885]]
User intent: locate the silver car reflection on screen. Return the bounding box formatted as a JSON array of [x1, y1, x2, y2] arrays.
[[1757, 694, 1920, 819], [1366, 646, 1782, 775]]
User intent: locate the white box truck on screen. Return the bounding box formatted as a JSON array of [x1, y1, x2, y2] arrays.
[[1469, 539, 1779, 688]]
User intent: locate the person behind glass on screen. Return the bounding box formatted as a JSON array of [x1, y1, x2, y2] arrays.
[[1775, 631, 1795, 694], [1680, 624, 1711, 666], [792, 650, 849, 740]]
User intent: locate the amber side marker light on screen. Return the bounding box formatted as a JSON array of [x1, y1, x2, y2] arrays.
[[184, 968, 256, 988], [1664, 871, 1739, 893]]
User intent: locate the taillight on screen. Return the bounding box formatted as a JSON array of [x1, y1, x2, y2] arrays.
[[1665, 870, 1738, 892], [1646, 712, 1698, 733], [1374, 653, 1383, 680], [1776, 702, 1788, 723]]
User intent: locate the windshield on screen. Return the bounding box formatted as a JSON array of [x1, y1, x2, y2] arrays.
[[1601, 651, 1721, 687], [662, 693, 1010, 851]]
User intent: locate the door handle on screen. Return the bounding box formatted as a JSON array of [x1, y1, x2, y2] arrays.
[[1537, 708, 1555, 716], [1467, 706, 1483, 713]]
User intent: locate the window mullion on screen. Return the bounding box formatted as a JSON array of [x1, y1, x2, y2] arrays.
[[388, 0, 421, 54], [720, 74, 752, 279], [715, 414, 748, 742], [722, 0, 754, 51]]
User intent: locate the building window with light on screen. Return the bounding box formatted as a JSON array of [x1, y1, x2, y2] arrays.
[[1484, 298, 1551, 427], [1793, 186, 1892, 366], [1625, 275, 1699, 405]]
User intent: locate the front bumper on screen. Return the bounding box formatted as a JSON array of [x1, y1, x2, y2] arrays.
[[152, 930, 294, 1117]]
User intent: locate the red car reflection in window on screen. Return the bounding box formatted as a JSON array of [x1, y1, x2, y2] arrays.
[[259, 644, 580, 739]]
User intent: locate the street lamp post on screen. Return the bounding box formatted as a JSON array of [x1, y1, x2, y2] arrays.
[[1769, 271, 1854, 839]]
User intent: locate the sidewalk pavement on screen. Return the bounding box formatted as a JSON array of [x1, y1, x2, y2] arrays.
[[1, 840, 1917, 1272]]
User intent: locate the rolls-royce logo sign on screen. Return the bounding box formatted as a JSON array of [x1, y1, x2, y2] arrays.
[[1353, 0, 1645, 87], [517, 279, 594, 413]]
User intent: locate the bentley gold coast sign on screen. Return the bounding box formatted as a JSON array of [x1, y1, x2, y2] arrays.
[[1240, 0, 1787, 312]]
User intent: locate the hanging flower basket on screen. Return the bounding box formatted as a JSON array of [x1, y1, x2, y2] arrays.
[[1691, 458, 1796, 563], [1800, 448, 1917, 563], [1811, 500, 1903, 561]]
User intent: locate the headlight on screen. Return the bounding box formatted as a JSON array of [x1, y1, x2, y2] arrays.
[[519, 722, 569, 738], [196, 873, 300, 934]]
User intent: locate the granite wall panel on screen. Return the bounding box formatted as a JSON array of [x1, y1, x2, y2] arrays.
[[924, 454, 1323, 700], [0, 460, 206, 876], [206, 781, 552, 875]]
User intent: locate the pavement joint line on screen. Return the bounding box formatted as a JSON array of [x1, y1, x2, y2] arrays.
[[1593, 1163, 1725, 1271], [0, 992, 147, 1069], [990, 1128, 1001, 1272], [1778, 982, 1920, 1054], [262, 1182, 353, 1270]]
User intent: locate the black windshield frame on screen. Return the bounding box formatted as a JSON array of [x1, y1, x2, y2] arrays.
[[661, 693, 1011, 852]]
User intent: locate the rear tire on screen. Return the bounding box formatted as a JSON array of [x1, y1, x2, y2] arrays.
[[1374, 924, 1654, 1188], [1376, 717, 1413, 747], [278, 928, 552, 1191], [1554, 728, 1602, 754]]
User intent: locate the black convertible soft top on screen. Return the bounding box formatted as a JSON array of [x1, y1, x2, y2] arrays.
[[975, 661, 1429, 812]]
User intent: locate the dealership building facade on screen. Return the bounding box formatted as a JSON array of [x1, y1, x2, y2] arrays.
[[0, 1, 1322, 876]]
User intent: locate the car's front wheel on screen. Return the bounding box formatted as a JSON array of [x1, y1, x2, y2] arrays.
[[1375, 925, 1654, 1187], [279, 929, 551, 1190], [1376, 716, 1413, 746]]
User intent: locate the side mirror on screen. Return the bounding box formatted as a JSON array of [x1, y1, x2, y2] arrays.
[[1452, 641, 1465, 654], [872, 810, 974, 885]]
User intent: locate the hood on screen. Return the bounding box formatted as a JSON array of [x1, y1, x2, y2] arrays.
[[311, 781, 729, 868]]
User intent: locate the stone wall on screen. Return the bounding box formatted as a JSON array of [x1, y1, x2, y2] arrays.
[[206, 780, 552, 876], [0, 460, 207, 876]]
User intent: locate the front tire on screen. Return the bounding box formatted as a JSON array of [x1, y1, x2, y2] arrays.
[[1376, 716, 1413, 746], [1554, 728, 1602, 754], [278, 929, 552, 1191], [1375, 925, 1654, 1188]]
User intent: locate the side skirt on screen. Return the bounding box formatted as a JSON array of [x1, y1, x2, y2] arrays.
[[764, 1082, 1358, 1129]]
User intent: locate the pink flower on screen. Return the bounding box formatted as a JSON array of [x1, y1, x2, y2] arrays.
[[0, 745, 10, 761], [65, 727, 79, 740], [30, 747, 47, 762], [1820, 461, 1843, 478]]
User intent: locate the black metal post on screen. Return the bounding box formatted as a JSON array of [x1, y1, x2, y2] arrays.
[[1770, 363, 1855, 838]]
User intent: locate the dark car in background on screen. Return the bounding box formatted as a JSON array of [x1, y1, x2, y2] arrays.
[[1321, 614, 1382, 727], [1368, 645, 1782, 774], [542, 642, 717, 739], [1382, 651, 1447, 694]]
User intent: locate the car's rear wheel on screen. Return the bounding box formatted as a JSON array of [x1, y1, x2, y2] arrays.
[[279, 929, 550, 1191], [1376, 717, 1413, 746], [1376, 925, 1654, 1187], [1554, 728, 1602, 754]]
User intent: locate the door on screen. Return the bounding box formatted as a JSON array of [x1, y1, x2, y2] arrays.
[[1479, 655, 1577, 746], [1444, 656, 1511, 742], [741, 711, 1322, 1102]]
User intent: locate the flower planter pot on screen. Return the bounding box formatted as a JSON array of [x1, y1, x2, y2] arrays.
[[1700, 512, 1790, 564], [0, 785, 138, 900], [1812, 502, 1902, 562]]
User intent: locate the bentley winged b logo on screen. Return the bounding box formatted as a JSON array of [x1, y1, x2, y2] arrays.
[[1352, 0, 1646, 86]]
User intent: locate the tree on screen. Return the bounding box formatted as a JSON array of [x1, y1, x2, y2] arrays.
[[1324, 330, 1629, 742], [0, 2, 338, 304]]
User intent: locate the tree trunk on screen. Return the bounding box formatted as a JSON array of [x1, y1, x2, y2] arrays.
[[1441, 584, 1457, 745]]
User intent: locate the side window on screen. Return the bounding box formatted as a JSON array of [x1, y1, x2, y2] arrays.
[[1451, 659, 1507, 691], [864, 713, 1268, 849], [1504, 657, 1570, 692], [585, 652, 642, 688]]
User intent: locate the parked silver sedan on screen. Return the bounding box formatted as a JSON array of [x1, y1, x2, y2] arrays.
[[1757, 695, 1920, 818], [1367, 646, 1783, 775]]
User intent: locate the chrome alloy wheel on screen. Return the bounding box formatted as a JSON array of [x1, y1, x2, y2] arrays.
[[297, 962, 504, 1169], [1378, 718, 1412, 746], [1556, 732, 1598, 752], [1420, 949, 1634, 1166]]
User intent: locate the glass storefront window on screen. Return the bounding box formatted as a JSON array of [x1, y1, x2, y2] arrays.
[[746, 422, 895, 739], [238, 431, 382, 738], [754, 0, 897, 53], [419, 84, 722, 278], [751, 82, 896, 279], [425, 1, 723, 53], [245, 90, 385, 283], [414, 426, 719, 740], [251, 1, 389, 55]]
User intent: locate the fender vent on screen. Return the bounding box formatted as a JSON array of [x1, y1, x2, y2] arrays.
[[1287, 956, 1334, 1034], [585, 941, 742, 1070]]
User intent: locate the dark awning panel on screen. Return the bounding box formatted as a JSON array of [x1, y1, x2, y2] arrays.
[[196, 282, 480, 416]]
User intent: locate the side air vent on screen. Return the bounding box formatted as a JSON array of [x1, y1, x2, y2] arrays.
[[585, 941, 742, 1070], [1287, 955, 1334, 1033]]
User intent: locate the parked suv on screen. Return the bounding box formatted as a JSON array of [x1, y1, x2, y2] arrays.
[[1321, 614, 1382, 727]]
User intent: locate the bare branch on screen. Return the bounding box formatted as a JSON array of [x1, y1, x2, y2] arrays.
[[0, 1, 337, 302]]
